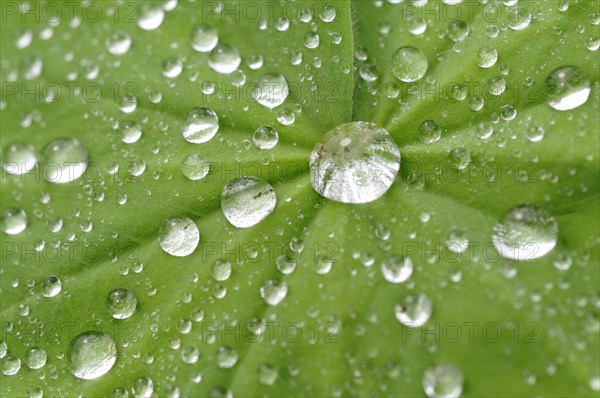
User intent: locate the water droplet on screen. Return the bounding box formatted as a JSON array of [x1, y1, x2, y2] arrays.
[[25, 347, 47, 369], [158, 217, 200, 257], [107, 289, 137, 319], [208, 44, 241, 74], [492, 205, 558, 261], [138, 3, 164, 31], [422, 364, 464, 398], [259, 363, 279, 385], [508, 7, 531, 30], [0, 341, 6, 359], [445, 229, 469, 253], [487, 76, 506, 96], [310, 121, 400, 204], [260, 279, 288, 306], [446, 20, 469, 42], [181, 153, 210, 180], [216, 346, 238, 368], [182, 107, 219, 144], [304, 32, 320, 49], [359, 64, 379, 82], [276, 255, 297, 275], [42, 138, 88, 183], [162, 57, 183, 78], [2, 142, 38, 175], [395, 293, 432, 327], [315, 256, 333, 275], [1, 355, 20, 376], [545, 66, 591, 111], [381, 255, 413, 283], [477, 46, 497, 68], [191, 24, 218, 52], [276, 108, 295, 125], [252, 74, 289, 109], [419, 120, 442, 143], [120, 121, 142, 144], [553, 253, 572, 271], [106, 31, 131, 55], [212, 260, 232, 281], [253, 126, 279, 149], [526, 126, 545, 143], [181, 346, 200, 364], [448, 147, 471, 170], [319, 5, 336, 22], [132, 376, 154, 398], [119, 93, 137, 113], [68, 332, 117, 380], [41, 275, 62, 297], [1, 208, 27, 235], [391, 46, 428, 82], [221, 177, 277, 228]]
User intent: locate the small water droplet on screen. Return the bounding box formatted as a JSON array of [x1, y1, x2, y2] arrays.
[[391, 46, 428, 82], [252, 74, 289, 109], [42, 138, 88, 183], [41, 275, 62, 297], [208, 44, 241, 74], [191, 24, 218, 52], [253, 126, 279, 149], [1, 208, 27, 235], [546, 66, 591, 111], [182, 107, 219, 144], [381, 255, 413, 284], [181, 153, 210, 180], [422, 364, 464, 398], [260, 279, 288, 306], [107, 289, 137, 319], [2, 142, 38, 175], [395, 293, 432, 327]]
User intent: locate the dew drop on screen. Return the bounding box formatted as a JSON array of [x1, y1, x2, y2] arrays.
[[216, 346, 238, 368], [25, 347, 47, 369], [208, 44, 241, 74], [212, 260, 232, 281], [137, 3, 165, 31], [221, 177, 277, 228], [545, 66, 591, 111], [107, 289, 137, 319], [158, 217, 200, 257], [492, 205, 558, 261], [309, 121, 400, 204], [162, 57, 183, 78], [477, 46, 498, 68], [253, 126, 279, 149], [391, 46, 428, 82], [42, 138, 88, 183], [381, 255, 413, 284], [2, 142, 38, 175], [1, 208, 27, 235], [422, 364, 464, 398], [260, 279, 288, 306], [181, 153, 210, 180], [182, 107, 219, 144], [68, 332, 117, 380], [120, 121, 142, 144], [252, 74, 289, 109], [1, 355, 20, 376], [395, 293, 432, 327], [106, 31, 131, 55], [41, 275, 62, 297], [191, 24, 218, 52]]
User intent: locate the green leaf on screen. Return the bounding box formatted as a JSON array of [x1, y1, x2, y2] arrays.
[[1, 0, 599, 397]]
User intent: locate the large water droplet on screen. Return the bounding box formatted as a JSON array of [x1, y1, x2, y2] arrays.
[[158, 217, 200, 257], [2, 142, 38, 175], [252, 74, 289, 109], [310, 121, 400, 204], [492, 205, 558, 261], [120, 121, 142, 144], [208, 44, 241, 74], [221, 177, 277, 228], [1, 355, 20, 376], [42, 138, 88, 183], [216, 346, 238, 368], [25, 347, 47, 370], [422, 364, 464, 398], [138, 3, 164, 31], [107, 289, 137, 319], [1, 208, 27, 235], [395, 293, 432, 327], [545, 66, 591, 111], [182, 107, 219, 144], [391, 46, 428, 82], [68, 332, 117, 380]]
